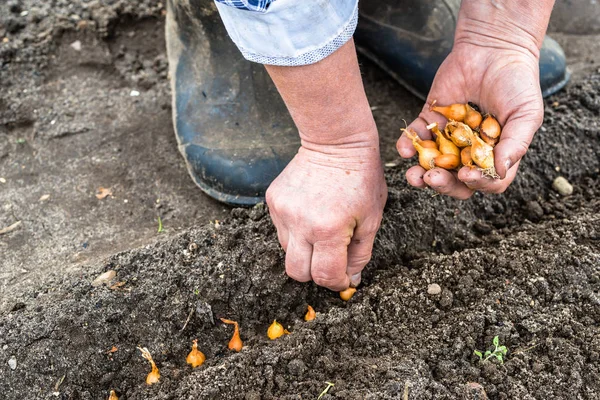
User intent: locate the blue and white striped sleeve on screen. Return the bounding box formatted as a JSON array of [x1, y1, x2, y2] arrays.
[[213, 0, 359, 66], [215, 0, 273, 13]]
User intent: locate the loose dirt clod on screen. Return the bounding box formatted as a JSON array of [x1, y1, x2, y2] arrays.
[[427, 283, 442, 295]]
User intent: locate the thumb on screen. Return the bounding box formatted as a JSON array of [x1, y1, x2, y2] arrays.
[[346, 227, 377, 287], [493, 110, 543, 179]]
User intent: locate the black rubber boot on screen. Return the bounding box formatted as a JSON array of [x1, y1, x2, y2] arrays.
[[355, 0, 570, 100], [166, 0, 299, 206]]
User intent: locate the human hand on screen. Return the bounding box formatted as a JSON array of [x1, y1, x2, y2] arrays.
[[397, 21, 545, 198], [266, 143, 387, 291]]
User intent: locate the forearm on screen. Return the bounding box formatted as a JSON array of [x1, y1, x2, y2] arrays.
[[455, 0, 555, 58], [264, 39, 378, 156]]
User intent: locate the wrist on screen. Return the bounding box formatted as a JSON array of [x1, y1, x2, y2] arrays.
[[454, 0, 555, 59], [299, 123, 381, 170]]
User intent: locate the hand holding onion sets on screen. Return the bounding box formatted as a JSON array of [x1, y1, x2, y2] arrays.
[[404, 101, 503, 179]]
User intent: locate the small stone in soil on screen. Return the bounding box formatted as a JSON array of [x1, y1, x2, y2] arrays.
[[70, 40, 82, 51], [552, 176, 573, 196], [427, 283, 442, 295], [8, 356, 17, 370], [91, 270, 116, 287]]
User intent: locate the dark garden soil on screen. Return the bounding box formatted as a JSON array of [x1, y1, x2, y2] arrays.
[[1, 1, 600, 400]]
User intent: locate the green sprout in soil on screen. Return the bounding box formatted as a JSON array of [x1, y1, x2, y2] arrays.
[[317, 381, 335, 399], [16, 138, 26, 144], [157, 216, 164, 233], [474, 336, 508, 364]]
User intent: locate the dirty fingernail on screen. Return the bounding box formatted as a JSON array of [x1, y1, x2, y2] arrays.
[[350, 273, 362, 287], [504, 159, 512, 172]]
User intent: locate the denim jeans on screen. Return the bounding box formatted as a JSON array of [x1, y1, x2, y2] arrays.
[[214, 0, 359, 66]]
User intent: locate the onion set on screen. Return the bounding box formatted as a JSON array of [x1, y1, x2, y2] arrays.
[[403, 101, 502, 178], [305, 305, 316, 321], [220, 318, 243, 352], [267, 320, 290, 340], [186, 339, 206, 368], [340, 287, 357, 301], [137, 347, 160, 385]]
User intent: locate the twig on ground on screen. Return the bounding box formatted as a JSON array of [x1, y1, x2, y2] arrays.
[[0, 221, 22, 235], [180, 308, 194, 333]]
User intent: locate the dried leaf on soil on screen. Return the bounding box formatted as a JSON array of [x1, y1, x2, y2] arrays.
[[95, 187, 113, 199]]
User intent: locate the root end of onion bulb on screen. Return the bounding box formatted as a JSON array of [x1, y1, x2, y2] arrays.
[[137, 346, 160, 385], [470, 135, 499, 178], [186, 339, 206, 368]]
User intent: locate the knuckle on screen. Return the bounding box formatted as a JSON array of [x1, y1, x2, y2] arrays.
[[311, 222, 345, 240], [348, 254, 371, 268], [286, 269, 310, 283], [265, 187, 277, 208], [312, 274, 343, 289]]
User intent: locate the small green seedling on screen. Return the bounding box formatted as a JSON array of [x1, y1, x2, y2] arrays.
[[474, 336, 508, 364], [317, 381, 335, 399], [157, 215, 164, 233]]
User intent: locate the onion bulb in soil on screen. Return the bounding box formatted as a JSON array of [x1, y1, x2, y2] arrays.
[[427, 123, 460, 157], [220, 318, 243, 351], [461, 146, 473, 167], [445, 121, 474, 148], [464, 104, 483, 130], [305, 305, 316, 321], [340, 287, 357, 301], [471, 134, 499, 178], [267, 320, 288, 340], [109, 390, 119, 400], [404, 129, 441, 170], [186, 339, 206, 368], [430, 100, 467, 121], [434, 154, 461, 170], [480, 114, 501, 139], [137, 347, 160, 385]]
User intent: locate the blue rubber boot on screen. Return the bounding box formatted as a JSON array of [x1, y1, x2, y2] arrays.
[[166, 0, 299, 206], [355, 0, 570, 100]]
